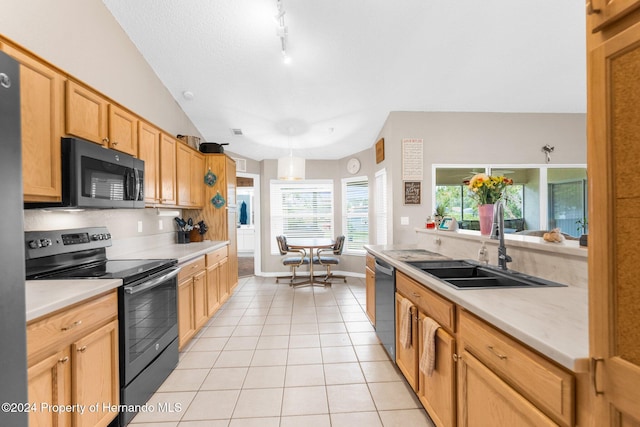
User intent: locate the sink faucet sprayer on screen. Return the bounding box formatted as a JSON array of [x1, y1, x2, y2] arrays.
[[490, 200, 512, 270]]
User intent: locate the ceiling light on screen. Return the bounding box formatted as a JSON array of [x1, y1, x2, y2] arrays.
[[182, 91, 194, 100], [275, 0, 290, 64], [278, 155, 305, 180]]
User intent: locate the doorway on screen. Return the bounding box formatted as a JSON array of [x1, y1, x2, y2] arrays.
[[236, 172, 261, 276]]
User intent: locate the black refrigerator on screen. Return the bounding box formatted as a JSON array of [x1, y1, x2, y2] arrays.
[[0, 51, 28, 426]]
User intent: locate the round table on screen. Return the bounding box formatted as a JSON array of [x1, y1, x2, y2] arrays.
[[287, 238, 334, 287]]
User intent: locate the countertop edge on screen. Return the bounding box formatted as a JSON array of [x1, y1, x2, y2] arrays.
[[365, 244, 588, 372]]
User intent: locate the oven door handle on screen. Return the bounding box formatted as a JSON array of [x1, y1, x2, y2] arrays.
[[124, 267, 181, 295]]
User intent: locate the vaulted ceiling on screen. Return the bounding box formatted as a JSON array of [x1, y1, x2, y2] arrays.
[[102, 0, 586, 161]]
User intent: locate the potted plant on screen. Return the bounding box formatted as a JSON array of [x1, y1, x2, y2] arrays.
[[433, 205, 446, 227]]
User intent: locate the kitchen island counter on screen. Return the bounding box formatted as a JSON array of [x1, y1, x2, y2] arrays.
[[365, 244, 588, 372]]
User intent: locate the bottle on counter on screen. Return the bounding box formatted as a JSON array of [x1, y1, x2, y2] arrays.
[[426, 216, 436, 229]]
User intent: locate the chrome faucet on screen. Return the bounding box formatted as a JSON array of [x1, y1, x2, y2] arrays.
[[490, 200, 512, 270]]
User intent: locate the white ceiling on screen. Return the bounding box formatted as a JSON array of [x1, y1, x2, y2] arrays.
[[102, 0, 586, 161]]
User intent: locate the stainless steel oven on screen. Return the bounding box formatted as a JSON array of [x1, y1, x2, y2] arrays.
[[25, 227, 179, 426]]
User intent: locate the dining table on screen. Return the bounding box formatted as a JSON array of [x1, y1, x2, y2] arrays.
[[286, 237, 335, 287]]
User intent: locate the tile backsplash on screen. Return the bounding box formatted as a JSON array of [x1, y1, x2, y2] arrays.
[[23, 208, 183, 257]]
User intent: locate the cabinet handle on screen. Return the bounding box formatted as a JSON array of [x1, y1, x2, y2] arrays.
[[61, 320, 82, 332], [411, 292, 421, 298], [586, 2, 601, 14], [452, 353, 459, 362], [77, 346, 88, 353], [112, 140, 119, 146], [591, 357, 604, 395], [58, 356, 69, 364], [487, 345, 507, 360], [102, 137, 110, 144]]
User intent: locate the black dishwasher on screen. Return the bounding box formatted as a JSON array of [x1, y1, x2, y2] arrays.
[[374, 259, 396, 360]]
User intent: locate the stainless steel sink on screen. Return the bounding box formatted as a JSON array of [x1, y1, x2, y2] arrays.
[[406, 260, 566, 290]]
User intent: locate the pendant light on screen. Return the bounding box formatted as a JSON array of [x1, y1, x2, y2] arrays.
[[277, 127, 305, 180]]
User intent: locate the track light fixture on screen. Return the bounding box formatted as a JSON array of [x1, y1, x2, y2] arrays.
[[275, 0, 290, 64]]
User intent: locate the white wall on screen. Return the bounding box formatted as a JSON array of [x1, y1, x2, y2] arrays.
[[374, 112, 587, 245]]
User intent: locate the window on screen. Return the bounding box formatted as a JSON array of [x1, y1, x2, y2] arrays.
[[374, 169, 388, 245], [548, 180, 587, 237], [342, 177, 369, 254], [270, 180, 334, 254]]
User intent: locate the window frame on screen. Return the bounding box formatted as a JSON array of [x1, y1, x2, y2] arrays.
[[341, 175, 369, 255]]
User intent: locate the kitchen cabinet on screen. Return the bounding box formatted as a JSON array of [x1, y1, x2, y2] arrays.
[[191, 154, 238, 291], [206, 246, 229, 315], [177, 255, 206, 349], [458, 310, 574, 427], [138, 123, 178, 206], [66, 80, 138, 156], [176, 142, 204, 208], [588, 5, 640, 425], [395, 271, 456, 427], [26, 291, 119, 427], [588, 0, 640, 32], [0, 41, 63, 203], [365, 254, 375, 324]]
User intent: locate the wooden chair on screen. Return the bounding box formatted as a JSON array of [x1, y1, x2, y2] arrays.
[[275, 235, 310, 285], [315, 235, 347, 283]]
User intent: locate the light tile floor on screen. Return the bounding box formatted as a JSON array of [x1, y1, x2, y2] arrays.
[[129, 275, 435, 427]]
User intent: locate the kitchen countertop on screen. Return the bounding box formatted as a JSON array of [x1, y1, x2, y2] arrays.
[[25, 240, 229, 322], [365, 244, 589, 372]]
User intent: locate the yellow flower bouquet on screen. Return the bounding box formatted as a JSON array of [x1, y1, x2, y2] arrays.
[[464, 173, 513, 205]]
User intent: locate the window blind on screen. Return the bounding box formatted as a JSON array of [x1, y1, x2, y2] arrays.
[[374, 169, 388, 245], [342, 177, 369, 253], [270, 180, 334, 254]]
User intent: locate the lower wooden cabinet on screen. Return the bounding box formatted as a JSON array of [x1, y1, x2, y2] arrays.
[[178, 246, 231, 349], [458, 350, 557, 427], [27, 291, 119, 427], [365, 254, 375, 324], [395, 292, 419, 391]]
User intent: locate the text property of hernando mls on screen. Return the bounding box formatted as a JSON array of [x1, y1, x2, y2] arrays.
[[1, 402, 182, 415]]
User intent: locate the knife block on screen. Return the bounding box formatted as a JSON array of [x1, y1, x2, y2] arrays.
[[189, 229, 203, 242]]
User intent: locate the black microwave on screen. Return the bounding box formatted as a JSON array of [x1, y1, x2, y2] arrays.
[[26, 137, 144, 209]]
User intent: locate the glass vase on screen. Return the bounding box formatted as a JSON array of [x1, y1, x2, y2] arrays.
[[478, 203, 495, 236]]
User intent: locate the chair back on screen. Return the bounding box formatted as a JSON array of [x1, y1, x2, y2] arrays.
[[276, 235, 289, 255], [333, 235, 346, 255]]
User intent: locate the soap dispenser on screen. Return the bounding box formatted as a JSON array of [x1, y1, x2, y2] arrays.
[[478, 242, 489, 265]]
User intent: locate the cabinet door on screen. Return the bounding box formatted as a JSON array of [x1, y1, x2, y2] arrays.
[[218, 257, 230, 304], [108, 104, 137, 155], [178, 277, 196, 349], [206, 264, 221, 316], [190, 150, 204, 207], [176, 143, 192, 207], [395, 292, 418, 391], [365, 266, 375, 325], [589, 0, 640, 31], [0, 45, 63, 202], [227, 209, 238, 291], [72, 320, 118, 427], [417, 312, 456, 427], [28, 349, 71, 427], [159, 133, 177, 205], [138, 121, 160, 204], [65, 80, 108, 145], [458, 350, 557, 427], [193, 270, 208, 330], [589, 18, 640, 424]]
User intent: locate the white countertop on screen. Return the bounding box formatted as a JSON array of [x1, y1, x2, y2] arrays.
[[25, 279, 122, 322], [365, 244, 589, 372], [26, 240, 229, 322]]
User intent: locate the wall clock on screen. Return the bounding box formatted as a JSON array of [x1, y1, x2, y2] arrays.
[[347, 158, 361, 174]]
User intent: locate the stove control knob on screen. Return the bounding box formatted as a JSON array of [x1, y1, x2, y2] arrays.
[[28, 240, 42, 249], [105, 233, 111, 240], [40, 238, 53, 247], [91, 234, 102, 241]]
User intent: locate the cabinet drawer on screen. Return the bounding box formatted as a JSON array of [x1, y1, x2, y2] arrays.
[[396, 271, 455, 332], [366, 253, 376, 271], [27, 291, 117, 363], [459, 310, 574, 427], [206, 246, 228, 266], [178, 255, 206, 281]]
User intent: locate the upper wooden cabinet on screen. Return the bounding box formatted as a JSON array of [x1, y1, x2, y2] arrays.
[[159, 133, 177, 205], [176, 142, 204, 208], [108, 104, 137, 156], [138, 121, 161, 204], [0, 42, 64, 203], [588, 0, 640, 32], [588, 14, 640, 425], [66, 80, 138, 156]]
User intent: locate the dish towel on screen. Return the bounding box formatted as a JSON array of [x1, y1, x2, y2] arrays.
[[399, 297, 413, 349], [420, 316, 441, 377]]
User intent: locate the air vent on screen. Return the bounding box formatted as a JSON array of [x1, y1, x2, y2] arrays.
[[233, 157, 247, 172], [231, 128, 243, 136]]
